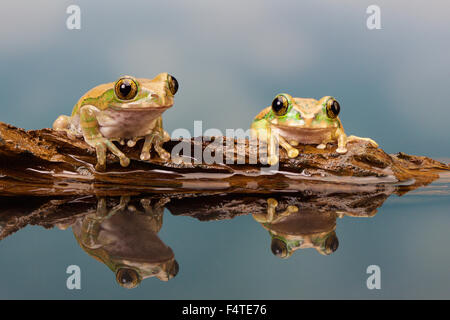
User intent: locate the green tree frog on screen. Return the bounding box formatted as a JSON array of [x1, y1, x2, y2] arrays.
[[252, 198, 339, 258], [53, 73, 178, 170], [250, 93, 378, 165], [71, 196, 178, 289]]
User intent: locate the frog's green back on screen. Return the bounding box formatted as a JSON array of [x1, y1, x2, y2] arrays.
[[71, 82, 115, 116], [253, 106, 272, 121]]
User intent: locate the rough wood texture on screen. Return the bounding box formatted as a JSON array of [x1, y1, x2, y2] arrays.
[[0, 122, 448, 196], [0, 186, 399, 240]]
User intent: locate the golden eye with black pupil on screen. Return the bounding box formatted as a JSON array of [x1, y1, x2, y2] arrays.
[[116, 268, 140, 289], [323, 232, 339, 255], [271, 95, 289, 116], [168, 74, 179, 95], [326, 98, 340, 119], [271, 238, 288, 258], [168, 260, 180, 279], [115, 77, 138, 100]]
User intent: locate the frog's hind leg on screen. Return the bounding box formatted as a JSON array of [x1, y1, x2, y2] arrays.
[[347, 135, 379, 148], [53, 115, 71, 131], [53, 115, 79, 139]]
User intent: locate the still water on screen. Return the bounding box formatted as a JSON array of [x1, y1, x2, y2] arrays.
[[1, 0, 450, 299], [0, 173, 449, 299]]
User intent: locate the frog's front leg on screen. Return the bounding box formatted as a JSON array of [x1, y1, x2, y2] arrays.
[[140, 117, 171, 161], [79, 105, 130, 171], [277, 135, 299, 159], [80, 196, 130, 248], [253, 198, 298, 224], [251, 124, 279, 165], [334, 127, 348, 154]]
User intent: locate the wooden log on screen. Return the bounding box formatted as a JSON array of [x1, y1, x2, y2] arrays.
[[0, 122, 448, 196]]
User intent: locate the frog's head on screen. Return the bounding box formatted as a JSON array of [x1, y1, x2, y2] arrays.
[[270, 93, 341, 129], [115, 258, 179, 289], [110, 72, 178, 111]]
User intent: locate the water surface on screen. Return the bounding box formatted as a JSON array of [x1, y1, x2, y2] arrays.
[[0, 174, 449, 299]]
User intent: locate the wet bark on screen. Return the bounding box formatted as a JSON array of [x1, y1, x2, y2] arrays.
[[0, 122, 448, 196]]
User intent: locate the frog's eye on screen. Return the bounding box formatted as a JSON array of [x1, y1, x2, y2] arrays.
[[168, 260, 180, 279], [326, 98, 340, 119], [167, 74, 179, 95], [115, 77, 138, 100], [321, 232, 339, 255], [271, 238, 289, 259], [271, 95, 289, 116], [116, 268, 141, 289]]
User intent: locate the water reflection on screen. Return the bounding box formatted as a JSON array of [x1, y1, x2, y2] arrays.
[[0, 180, 439, 287], [58, 196, 178, 289], [253, 198, 339, 258]]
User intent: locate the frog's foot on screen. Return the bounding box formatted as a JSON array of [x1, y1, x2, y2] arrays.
[[336, 146, 348, 154], [109, 196, 130, 216], [347, 135, 379, 148], [87, 137, 130, 171], [286, 205, 299, 214], [267, 198, 278, 208], [140, 133, 170, 161], [316, 143, 326, 150], [264, 140, 280, 165], [266, 198, 297, 222], [266, 198, 278, 222], [95, 196, 130, 219], [267, 154, 279, 166], [127, 137, 142, 148], [278, 205, 299, 219]]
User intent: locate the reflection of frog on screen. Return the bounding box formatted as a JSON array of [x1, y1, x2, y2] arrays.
[[53, 73, 178, 170], [252, 198, 339, 258], [70, 196, 178, 289], [250, 94, 378, 165]]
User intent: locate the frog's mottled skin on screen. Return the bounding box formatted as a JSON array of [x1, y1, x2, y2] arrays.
[[250, 93, 378, 165], [252, 198, 339, 258], [53, 73, 177, 170]]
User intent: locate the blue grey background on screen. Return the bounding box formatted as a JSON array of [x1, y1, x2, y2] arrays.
[[0, 0, 449, 299]]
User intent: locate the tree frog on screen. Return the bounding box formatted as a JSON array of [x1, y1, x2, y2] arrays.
[[53, 73, 178, 170], [252, 198, 339, 258], [250, 93, 378, 165], [71, 196, 178, 289]]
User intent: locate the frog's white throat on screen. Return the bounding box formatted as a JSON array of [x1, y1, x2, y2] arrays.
[[96, 107, 168, 139]]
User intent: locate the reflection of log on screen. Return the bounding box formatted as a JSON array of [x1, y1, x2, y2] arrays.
[[0, 184, 404, 240], [0, 122, 448, 196]]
